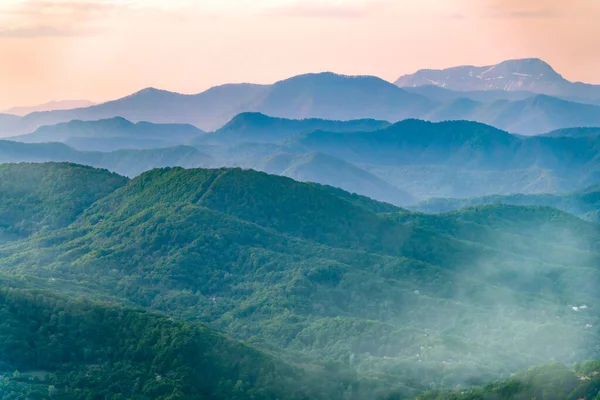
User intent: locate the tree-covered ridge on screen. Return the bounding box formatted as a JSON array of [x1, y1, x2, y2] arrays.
[[289, 118, 600, 198], [7, 116, 600, 203], [417, 361, 600, 400], [258, 152, 416, 206], [541, 127, 600, 138], [0, 163, 128, 240], [197, 112, 391, 145], [0, 286, 365, 400], [0, 140, 214, 177], [11, 117, 204, 143], [412, 184, 600, 223], [7, 117, 205, 152], [0, 163, 598, 396]]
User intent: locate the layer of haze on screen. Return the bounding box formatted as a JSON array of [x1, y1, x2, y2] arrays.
[[0, 0, 599, 110]]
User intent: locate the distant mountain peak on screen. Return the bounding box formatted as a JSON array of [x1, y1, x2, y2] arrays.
[[3, 99, 96, 116], [275, 71, 391, 85], [125, 87, 182, 99], [395, 58, 570, 95], [496, 58, 562, 77]]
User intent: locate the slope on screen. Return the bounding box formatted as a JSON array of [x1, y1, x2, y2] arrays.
[[196, 112, 390, 145], [3, 99, 96, 116], [0, 286, 361, 400], [0, 73, 434, 136], [251, 72, 434, 122], [541, 127, 600, 138], [403, 85, 539, 103], [417, 361, 600, 400], [423, 94, 600, 135], [259, 152, 416, 205], [476, 95, 600, 134], [294, 119, 600, 197], [0, 140, 213, 177], [10, 117, 205, 151], [1, 164, 600, 393], [3, 70, 600, 137], [0, 114, 22, 138], [0, 163, 127, 240], [412, 184, 600, 223], [395, 58, 600, 102], [1, 84, 268, 135]]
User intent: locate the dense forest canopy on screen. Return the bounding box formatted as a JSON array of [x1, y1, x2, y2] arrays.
[[0, 163, 599, 399]]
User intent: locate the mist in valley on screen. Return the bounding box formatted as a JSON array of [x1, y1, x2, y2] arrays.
[[1, 1, 600, 399]]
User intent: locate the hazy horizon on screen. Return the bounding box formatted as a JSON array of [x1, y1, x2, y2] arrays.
[[0, 0, 599, 110]]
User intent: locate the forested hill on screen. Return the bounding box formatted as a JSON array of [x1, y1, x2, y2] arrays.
[[0, 286, 365, 400], [412, 183, 600, 223], [417, 361, 600, 400], [0, 163, 128, 239], [1, 162, 600, 399]]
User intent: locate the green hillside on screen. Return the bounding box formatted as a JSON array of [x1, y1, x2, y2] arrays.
[[417, 361, 600, 400], [0, 286, 362, 400], [0, 163, 127, 239], [412, 184, 600, 223], [0, 163, 599, 398]]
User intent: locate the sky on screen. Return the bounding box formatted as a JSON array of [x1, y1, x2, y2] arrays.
[[0, 0, 599, 109]]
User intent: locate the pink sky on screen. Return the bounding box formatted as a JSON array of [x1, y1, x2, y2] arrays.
[[0, 0, 599, 109]]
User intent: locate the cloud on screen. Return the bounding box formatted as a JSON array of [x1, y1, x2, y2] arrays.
[[0, 0, 133, 38], [1, 0, 127, 19]]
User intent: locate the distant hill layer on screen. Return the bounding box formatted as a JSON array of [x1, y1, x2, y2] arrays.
[[197, 112, 390, 144], [424, 94, 600, 135], [7, 116, 600, 201], [10, 117, 205, 151], [0, 140, 213, 177], [258, 151, 416, 205], [2, 67, 600, 136], [0, 74, 429, 135], [412, 183, 600, 223], [3, 99, 96, 116], [292, 118, 600, 197], [396, 58, 600, 103]]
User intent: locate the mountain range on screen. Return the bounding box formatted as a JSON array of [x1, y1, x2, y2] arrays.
[[196, 111, 390, 145], [2, 99, 96, 116], [6, 115, 600, 204], [10, 116, 205, 151], [0, 140, 213, 177], [1, 162, 600, 399], [291, 118, 600, 198], [412, 183, 600, 223], [395, 58, 600, 104], [2, 59, 600, 137]]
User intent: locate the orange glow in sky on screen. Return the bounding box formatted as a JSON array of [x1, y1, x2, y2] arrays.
[[0, 0, 599, 109]]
